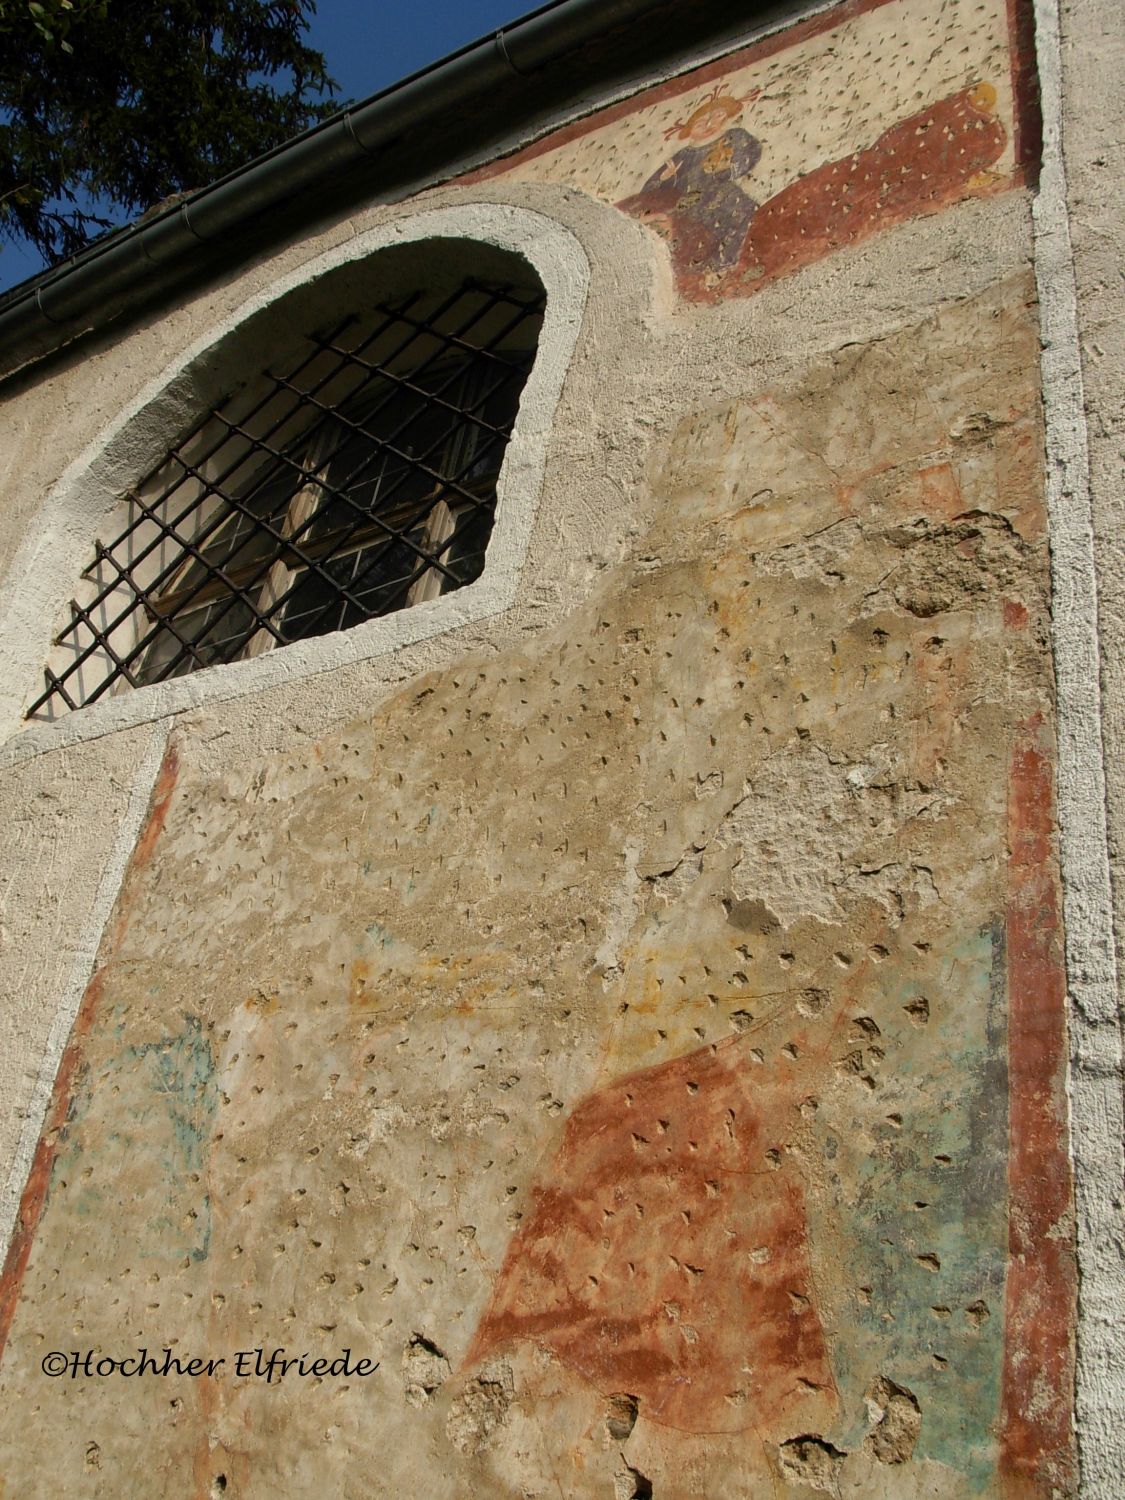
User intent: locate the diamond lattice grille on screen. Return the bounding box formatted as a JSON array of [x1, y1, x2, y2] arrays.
[[30, 277, 545, 719]]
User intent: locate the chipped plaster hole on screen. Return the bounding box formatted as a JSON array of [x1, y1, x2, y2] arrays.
[[777, 1435, 847, 1491], [402, 1333, 450, 1407], [965, 1299, 990, 1328], [864, 1376, 921, 1464], [614, 1461, 653, 1499], [210, 1477, 228, 1498], [446, 1358, 514, 1454], [850, 1016, 881, 1040], [797, 989, 829, 1018], [606, 1392, 640, 1441]]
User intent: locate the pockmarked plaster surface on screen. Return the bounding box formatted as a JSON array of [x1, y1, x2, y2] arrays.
[[464, 0, 1038, 304], [0, 274, 1075, 1497]]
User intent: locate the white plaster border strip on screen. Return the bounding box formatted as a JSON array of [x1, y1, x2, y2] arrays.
[[0, 715, 172, 1256], [1033, 1, 1125, 1493], [0, 203, 589, 769]]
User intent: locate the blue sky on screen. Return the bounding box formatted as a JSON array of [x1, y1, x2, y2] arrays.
[[312, 0, 531, 105], [0, 0, 531, 292]]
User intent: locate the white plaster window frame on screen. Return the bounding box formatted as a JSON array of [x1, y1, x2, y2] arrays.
[[0, 204, 590, 765]]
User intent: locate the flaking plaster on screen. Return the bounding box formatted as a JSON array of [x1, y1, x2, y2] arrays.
[[0, 0, 1120, 1490]]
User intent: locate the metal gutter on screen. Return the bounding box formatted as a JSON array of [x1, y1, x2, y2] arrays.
[[0, 0, 682, 379]]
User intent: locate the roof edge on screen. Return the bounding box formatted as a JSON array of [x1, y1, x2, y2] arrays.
[[0, 0, 708, 382]]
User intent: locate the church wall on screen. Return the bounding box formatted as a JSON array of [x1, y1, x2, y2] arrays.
[[0, 0, 1114, 1493]]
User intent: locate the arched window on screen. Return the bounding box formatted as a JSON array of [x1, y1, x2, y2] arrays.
[[30, 259, 545, 719]]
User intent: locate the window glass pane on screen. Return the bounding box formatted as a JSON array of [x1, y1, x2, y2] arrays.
[[280, 535, 422, 642], [444, 507, 493, 587], [139, 596, 259, 680]]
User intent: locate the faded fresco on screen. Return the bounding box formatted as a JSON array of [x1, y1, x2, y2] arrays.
[[0, 268, 1073, 1496], [466, 0, 1037, 301], [0, 0, 1072, 1495]]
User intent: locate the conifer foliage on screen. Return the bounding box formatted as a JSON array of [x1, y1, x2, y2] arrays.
[[0, 0, 335, 264]]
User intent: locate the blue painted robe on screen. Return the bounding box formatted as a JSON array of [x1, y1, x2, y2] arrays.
[[619, 127, 762, 274]]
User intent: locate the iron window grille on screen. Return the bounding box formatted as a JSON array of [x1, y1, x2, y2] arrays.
[[29, 277, 545, 720]]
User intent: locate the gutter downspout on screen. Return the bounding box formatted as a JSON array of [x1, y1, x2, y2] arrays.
[[0, 0, 675, 378]]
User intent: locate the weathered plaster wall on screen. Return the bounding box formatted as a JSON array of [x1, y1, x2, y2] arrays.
[[1064, 4, 1125, 959], [463, 0, 1038, 304], [1041, 0, 1125, 1492], [0, 183, 661, 1250], [0, 257, 1071, 1496], [0, 722, 167, 1239], [0, 0, 1099, 1494]]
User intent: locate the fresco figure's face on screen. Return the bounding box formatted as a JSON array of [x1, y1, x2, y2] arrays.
[[684, 103, 735, 143]]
